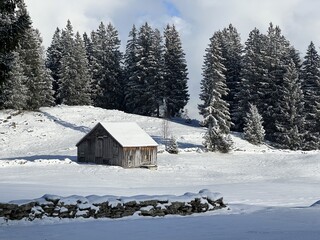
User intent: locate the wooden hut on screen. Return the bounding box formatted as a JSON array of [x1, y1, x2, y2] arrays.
[[76, 122, 158, 168]]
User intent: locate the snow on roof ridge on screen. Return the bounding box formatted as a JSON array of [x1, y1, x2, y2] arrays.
[[99, 121, 158, 147]]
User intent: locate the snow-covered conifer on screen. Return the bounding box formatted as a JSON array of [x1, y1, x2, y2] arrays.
[[274, 60, 304, 150], [124, 25, 139, 112], [58, 21, 92, 106], [18, 28, 54, 110], [235, 28, 267, 131], [0, 0, 31, 86], [202, 101, 232, 153], [163, 24, 189, 117], [72, 32, 92, 105], [262, 24, 292, 139], [220, 24, 243, 131], [91, 22, 123, 110], [125, 23, 161, 116], [243, 104, 265, 145], [199, 31, 231, 134], [166, 136, 179, 154], [46, 28, 63, 104], [1, 53, 28, 110], [301, 42, 320, 150]]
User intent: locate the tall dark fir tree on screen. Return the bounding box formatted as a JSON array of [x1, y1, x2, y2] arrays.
[[124, 25, 139, 113], [148, 28, 165, 117], [301, 42, 320, 149], [163, 24, 189, 117], [235, 28, 267, 131], [220, 24, 243, 131], [0, 0, 31, 87], [274, 60, 305, 150], [58, 20, 92, 105], [46, 27, 63, 104], [18, 28, 54, 110], [262, 23, 292, 140], [90, 22, 123, 109], [1, 52, 28, 110], [199, 31, 231, 152], [125, 23, 162, 116]]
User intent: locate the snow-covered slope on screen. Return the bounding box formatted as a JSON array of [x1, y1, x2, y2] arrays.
[[1, 105, 320, 240], [0, 105, 205, 159], [0, 105, 274, 160]]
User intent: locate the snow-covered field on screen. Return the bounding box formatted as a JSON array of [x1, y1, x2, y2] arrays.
[[0, 105, 320, 240]]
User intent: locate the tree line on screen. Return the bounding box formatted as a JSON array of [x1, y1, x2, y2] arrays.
[[0, 1, 189, 118], [1, 1, 320, 151], [199, 24, 320, 151]]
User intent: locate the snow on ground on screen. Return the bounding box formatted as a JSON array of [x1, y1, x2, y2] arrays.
[[0, 105, 320, 239]]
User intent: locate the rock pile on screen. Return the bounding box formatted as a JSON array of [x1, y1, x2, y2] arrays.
[[0, 189, 227, 221]]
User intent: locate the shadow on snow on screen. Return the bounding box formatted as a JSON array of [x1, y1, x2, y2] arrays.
[[41, 110, 91, 133]]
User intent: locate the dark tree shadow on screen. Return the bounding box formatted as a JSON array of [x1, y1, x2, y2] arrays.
[[151, 136, 203, 149], [169, 117, 201, 128], [41, 110, 91, 133]]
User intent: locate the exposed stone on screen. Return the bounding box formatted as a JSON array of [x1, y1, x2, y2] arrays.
[[0, 191, 227, 221]]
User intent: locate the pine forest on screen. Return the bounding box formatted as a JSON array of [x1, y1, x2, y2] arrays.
[[1, 1, 320, 151]]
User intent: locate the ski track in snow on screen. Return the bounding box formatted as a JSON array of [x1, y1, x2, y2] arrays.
[[0, 105, 320, 240]]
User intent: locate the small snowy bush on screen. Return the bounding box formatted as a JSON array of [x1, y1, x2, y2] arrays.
[[166, 136, 179, 154], [243, 104, 265, 145]]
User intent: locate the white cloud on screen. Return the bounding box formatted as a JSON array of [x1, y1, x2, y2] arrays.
[[25, 0, 320, 118]]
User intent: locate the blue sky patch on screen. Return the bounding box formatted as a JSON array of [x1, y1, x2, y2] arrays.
[[163, 1, 181, 17]]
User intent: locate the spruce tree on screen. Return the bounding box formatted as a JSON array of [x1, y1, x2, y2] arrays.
[[163, 24, 189, 117], [58, 20, 77, 105], [274, 60, 305, 150], [200, 31, 232, 153], [1, 52, 28, 110], [134, 22, 157, 115], [220, 24, 243, 131], [301, 42, 320, 150], [18, 28, 54, 110], [199, 31, 231, 133], [235, 28, 267, 131], [46, 28, 63, 104], [91, 22, 123, 110], [243, 104, 265, 145], [202, 99, 232, 153], [58, 21, 92, 106], [166, 136, 179, 154], [0, 0, 31, 86], [262, 23, 291, 140], [72, 32, 92, 105], [236, 24, 293, 140], [86, 31, 101, 103], [124, 25, 139, 113], [148, 28, 164, 117], [125, 23, 161, 116]]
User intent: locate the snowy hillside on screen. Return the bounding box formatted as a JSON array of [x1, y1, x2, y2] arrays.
[[1, 105, 320, 240]]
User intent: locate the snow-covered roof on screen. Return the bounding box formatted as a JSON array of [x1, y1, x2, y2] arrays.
[[98, 122, 158, 147]]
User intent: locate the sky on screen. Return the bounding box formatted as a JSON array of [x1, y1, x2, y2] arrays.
[[24, 0, 320, 118]]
